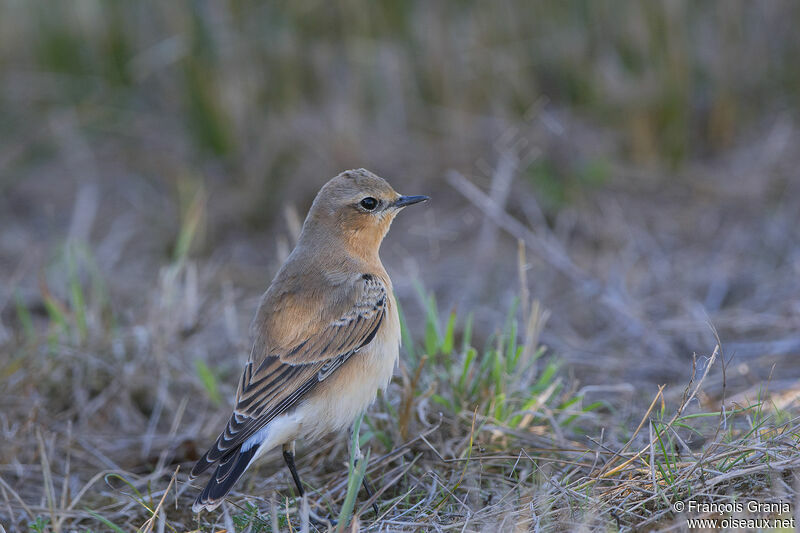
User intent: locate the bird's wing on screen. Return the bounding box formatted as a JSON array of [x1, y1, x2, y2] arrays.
[[274, 273, 388, 365], [190, 274, 387, 477]]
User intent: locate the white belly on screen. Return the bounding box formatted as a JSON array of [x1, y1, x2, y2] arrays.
[[299, 329, 399, 440]]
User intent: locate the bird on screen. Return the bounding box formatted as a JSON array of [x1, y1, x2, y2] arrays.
[[190, 168, 429, 513]]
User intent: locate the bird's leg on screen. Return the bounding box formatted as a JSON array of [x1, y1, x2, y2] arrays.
[[349, 426, 380, 516], [283, 442, 336, 526], [282, 441, 304, 497], [358, 465, 380, 516]]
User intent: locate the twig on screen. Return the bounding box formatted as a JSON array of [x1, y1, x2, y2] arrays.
[[446, 170, 673, 357], [139, 466, 179, 533]]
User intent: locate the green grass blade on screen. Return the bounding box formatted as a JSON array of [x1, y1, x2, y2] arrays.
[[396, 298, 416, 362], [15, 291, 35, 342], [67, 251, 88, 342], [441, 311, 456, 356], [461, 312, 473, 352], [85, 509, 126, 533], [194, 359, 222, 406], [458, 348, 477, 391], [336, 414, 369, 532]]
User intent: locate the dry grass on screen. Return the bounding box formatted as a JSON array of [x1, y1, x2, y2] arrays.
[[2, 1, 800, 532], [2, 229, 799, 531]]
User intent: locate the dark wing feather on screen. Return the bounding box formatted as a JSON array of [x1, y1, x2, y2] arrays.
[[191, 275, 386, 478]]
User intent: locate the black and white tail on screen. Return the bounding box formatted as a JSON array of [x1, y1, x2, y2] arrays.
[[192, 444, 260, 512]]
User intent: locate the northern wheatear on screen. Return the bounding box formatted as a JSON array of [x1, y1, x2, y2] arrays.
[[191, 169, 428, 513]]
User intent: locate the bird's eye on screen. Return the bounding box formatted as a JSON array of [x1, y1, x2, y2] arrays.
[[359, 197, 378, 211]]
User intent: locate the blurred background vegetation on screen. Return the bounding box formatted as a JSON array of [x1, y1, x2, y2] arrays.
[[3, 0, 799, 372], [3, 1, 799, 202], [2, 1, 800, 530]]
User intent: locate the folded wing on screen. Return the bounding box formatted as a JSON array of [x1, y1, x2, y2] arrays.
[[191, 274, 387, 479]]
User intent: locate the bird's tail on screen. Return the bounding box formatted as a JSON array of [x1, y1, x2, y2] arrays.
[[192, 444, 260, 513]]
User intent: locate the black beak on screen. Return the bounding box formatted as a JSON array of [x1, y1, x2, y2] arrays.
[[393, 195, 430, 208]]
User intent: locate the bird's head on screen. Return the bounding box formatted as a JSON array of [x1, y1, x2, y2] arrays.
[[301, 168, 429, 259]]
